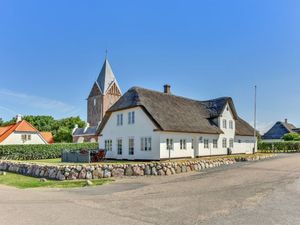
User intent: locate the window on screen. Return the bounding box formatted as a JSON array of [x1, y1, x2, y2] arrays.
[[117, 114, 123, 126], [238, 139, 241, 143], [117, 139, 122, 155], [128, 111, 135, 124], [229, 120, 233, 129], [204, 139, 209, 149], [166, 139, 174, 150], [222, 138, 227, 148], [104, 140, 112, 151], [128, 138, 134, 155], [223, 119, 227, 129], [229, 138, 234, 148], [93, 98, 96, 106], [21, 134, 31, 142], [141, 137, 152, 151], [191, 139, 194, 149], [213, 139, 218, 148], [180, 139, 186, 150]]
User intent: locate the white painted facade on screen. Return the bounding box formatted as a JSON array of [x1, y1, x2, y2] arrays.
[[0, 132, 47, 145], [99, 104, 257, 160]]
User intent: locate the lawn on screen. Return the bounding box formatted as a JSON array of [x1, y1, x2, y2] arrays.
[[0, 172, 113, 189]]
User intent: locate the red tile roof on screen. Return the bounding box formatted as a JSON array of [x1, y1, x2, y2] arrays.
[[40, 132, 55, 144], [0, 120, 53, 144]]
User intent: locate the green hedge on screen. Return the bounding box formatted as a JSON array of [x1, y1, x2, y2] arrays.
[[258, 141, 300, 153], [0, 143, 98, 160]]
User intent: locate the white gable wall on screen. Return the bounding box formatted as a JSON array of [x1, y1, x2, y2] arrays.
[[1, 132, 47, 145], [99, 107, 160, 160]]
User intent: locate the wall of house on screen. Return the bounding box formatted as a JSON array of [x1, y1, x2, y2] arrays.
[[1, 132, 46, 145], [215, 103, 236, 155], [234, 136, 257, 154], [99, 107, 160, 160], [158, 132, 196, 159]]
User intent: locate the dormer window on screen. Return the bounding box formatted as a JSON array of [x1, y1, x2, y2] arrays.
[[222, 119, 227, 129]]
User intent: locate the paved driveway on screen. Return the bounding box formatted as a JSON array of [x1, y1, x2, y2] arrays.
[[1, 154, 300, 225]]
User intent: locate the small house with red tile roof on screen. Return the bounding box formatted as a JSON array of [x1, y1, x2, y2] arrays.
[[0, 115, 54, 145]]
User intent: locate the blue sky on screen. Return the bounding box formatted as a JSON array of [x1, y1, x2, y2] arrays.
[[0, 0, 300, 133]]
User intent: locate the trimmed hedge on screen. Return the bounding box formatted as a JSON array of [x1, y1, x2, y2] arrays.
[[258, 141, 300, 153], [0, 143, 98, 160]]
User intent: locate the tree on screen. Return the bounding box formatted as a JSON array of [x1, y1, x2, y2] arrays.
[[23, 115, 55, 132], [0, 118, 3, 126], [283, 133, 300, 141], [54, 126, 73, 143]]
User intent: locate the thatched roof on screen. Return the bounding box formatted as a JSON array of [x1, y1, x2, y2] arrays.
[[98, 87, 255, 136], [262, 121, 299, 140]]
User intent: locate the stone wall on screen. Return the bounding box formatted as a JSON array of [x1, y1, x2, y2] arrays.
[[0, 155, 275, 181]]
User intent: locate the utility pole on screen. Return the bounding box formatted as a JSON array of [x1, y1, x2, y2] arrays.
[[253, 85, 257, 154]]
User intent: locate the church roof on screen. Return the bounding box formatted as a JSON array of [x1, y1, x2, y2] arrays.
[[96, 59, 121, 95]]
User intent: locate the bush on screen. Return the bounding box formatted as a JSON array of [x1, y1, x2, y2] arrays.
[[258, 141, 300, 153], [0, 143, 99, 160], [282, 133, 300, 141]]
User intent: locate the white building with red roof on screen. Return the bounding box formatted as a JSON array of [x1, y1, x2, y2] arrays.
[[0, 115, 54, 145]]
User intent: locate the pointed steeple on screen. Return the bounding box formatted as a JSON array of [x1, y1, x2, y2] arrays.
[[96, 58, 121, 95]]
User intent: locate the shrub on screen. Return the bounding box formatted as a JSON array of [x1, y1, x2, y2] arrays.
[[0, 143, 98, 160], [282, 133, 300, 141], [258, 141, 300, 153]]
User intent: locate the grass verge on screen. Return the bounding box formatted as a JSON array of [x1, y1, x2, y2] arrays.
[[0, 172, 113, 189]]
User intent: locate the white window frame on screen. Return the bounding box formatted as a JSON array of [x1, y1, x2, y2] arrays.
[[213, 139, 218, 148], [223, 119, 227, 129], [117, 138, 122, 155], [128, 111, 135, 124], [128, 138, 134, 155], [229, 120, 233, 129], [180, 139, 186, 150], [105, 139, 113, 151], [117, 114, 123, 126], [222, 138, 227, 148], [166, 138, 174, 150], [229, 138, 234, 148], [141, 137, 152, 151], [204, 139, 209, 149]]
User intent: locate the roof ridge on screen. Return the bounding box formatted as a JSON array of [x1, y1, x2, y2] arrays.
[[130, 86, 229, 103]]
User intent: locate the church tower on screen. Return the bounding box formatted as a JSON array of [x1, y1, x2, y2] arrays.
[[87, 58, 122, 126]]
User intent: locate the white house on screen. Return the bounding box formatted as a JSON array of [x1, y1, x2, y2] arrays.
[[0, 115, 53, 145], [98, 85, 257, 160]]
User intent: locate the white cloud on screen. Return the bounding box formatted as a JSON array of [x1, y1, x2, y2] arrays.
[[0, 89, 77, 115]]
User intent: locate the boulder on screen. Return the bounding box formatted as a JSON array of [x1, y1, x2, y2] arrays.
[[144, 165, 151, 175], [103, 169, 111, 178], [151, 167, 158, 176], [112, 168, 124, 177], [92, 168, 103, 179], [125, 166, 133, 176], [86, 171, 93, 180], [78, 169, 87, 179]]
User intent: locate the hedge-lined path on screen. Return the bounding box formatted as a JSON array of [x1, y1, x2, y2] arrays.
[[1, 153, 300, 225]]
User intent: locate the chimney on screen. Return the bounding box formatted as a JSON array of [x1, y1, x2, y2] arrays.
[[285, 118, 288, 124], [163, 84, 171, 94], [72, 124, 79, 134], [84, 123, 90, 132], [16, 114, 22, 123]]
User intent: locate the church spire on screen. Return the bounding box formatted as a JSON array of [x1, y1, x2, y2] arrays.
[[96, 57, 121, 95]]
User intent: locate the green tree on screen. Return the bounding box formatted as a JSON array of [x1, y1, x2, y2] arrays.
[[22, 115, 55, 132], [0, 118, 3, 126], [283, 133, 300, 141], [54, 126, 73, 143]]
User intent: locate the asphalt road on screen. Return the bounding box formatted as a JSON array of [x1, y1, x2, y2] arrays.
[[1, 154, 300, 225]]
